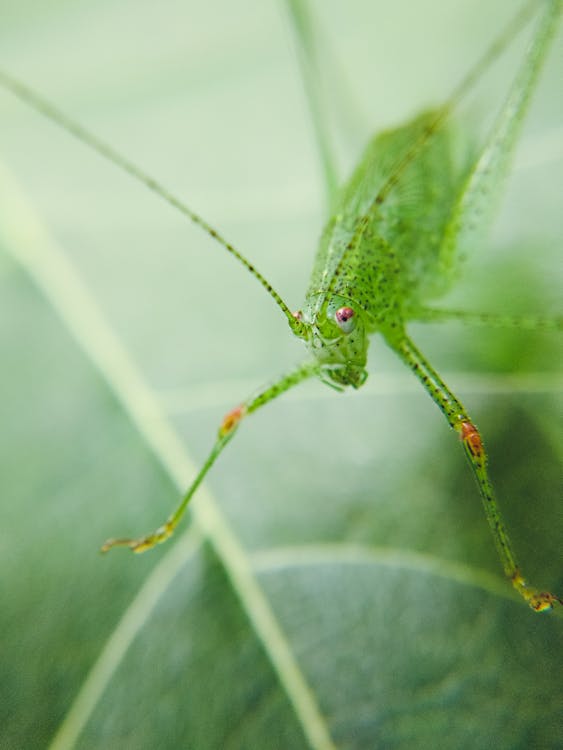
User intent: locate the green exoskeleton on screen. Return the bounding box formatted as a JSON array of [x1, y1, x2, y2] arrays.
[[1, 0, 560, 612]]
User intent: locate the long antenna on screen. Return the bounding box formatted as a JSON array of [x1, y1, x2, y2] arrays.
[[0, 70, 306, 337]]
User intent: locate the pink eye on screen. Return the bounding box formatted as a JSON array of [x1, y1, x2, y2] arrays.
[[335, 306, 356, 334]]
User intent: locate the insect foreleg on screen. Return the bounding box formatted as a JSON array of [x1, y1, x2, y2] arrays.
[[389, 333, 562, 612], [101, 360, 318, 554]]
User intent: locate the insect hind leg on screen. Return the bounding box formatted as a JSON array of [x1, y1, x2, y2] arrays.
[[438, 0, 562, 275], [388, 332, 562, 613]]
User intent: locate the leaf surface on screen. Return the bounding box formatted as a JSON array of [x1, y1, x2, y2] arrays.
[[0, 2, 561, 748]]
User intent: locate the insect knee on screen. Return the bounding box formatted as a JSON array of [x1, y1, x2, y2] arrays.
[[458, 420, 484, 459], [219, 404, 247, 438]]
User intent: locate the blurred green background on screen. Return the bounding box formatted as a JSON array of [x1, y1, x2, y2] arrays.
[[0, 1, 561, 748]]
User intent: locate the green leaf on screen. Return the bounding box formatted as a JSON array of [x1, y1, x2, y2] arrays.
[[1, 2, 561, 749]]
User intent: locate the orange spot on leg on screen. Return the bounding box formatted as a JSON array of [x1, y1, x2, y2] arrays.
[[511, 570, 562, 612], [219, 404, 247, 437], [459, 420, 484, 458]]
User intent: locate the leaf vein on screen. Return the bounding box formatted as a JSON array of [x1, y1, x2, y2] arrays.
[[0, 162, 337, 750]]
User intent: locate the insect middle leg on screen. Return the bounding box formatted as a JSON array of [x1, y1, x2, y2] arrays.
[[389, 332, 561, 612], [408, 307, 563, 333]]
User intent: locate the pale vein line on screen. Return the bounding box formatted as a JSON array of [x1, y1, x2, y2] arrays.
[[50, 529, 203, 750], [155, 371, 563, 417], [250, 543, 517, 604], [0, 162, 337, 750]]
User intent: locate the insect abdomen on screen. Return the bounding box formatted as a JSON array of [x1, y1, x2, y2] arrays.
[[306, 111, 474, 323]]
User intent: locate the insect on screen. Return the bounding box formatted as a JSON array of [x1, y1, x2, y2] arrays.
[[0, 0, 560, 613]]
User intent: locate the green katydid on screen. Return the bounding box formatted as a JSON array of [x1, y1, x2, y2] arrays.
[[0, 0, 560, 612]]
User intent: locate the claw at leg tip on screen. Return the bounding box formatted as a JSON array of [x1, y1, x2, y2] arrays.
[[529, 592, 562, 613], [100, 522, 174, 555], [100, 537, 133, 553]]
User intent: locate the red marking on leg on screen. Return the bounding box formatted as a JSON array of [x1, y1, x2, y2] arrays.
[[512, 570, 562, 612], [219, 404, 247, 437], [460, 421, 483, 458]]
